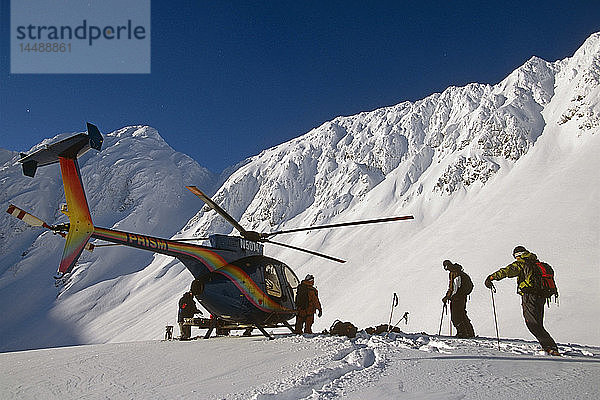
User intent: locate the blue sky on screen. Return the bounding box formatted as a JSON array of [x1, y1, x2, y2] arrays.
[[1, 1, 599, 173]]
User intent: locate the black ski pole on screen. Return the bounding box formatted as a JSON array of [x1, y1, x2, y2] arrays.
[[388, 292, 398, 331], [490, 284, 501, 351], [438, 303, 446, 335], [393, 312, 409, 328], [385, 312, 409, 338]]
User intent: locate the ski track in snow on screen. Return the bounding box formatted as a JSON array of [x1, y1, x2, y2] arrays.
[[246, 336, 380, 400], [215, 333, 599, 400]]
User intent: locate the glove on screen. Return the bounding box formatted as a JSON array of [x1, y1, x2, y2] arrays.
[[484, 276, 494, 289], [317, 309, 322, 318], [442, 296, 450, 304]]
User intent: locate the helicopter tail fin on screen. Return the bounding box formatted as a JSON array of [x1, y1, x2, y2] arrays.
[[18, 123, 102, 275], [57, 156, 94, 275]]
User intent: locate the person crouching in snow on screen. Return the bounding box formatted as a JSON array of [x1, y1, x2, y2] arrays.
[[294, 274, 322, 334], [178, 291, 199, 340]]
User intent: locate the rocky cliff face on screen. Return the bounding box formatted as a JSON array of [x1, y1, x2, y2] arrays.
[[184, 33, 598, 239]]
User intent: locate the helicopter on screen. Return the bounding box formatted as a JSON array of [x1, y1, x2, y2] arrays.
[[7, 123, 414, 339]]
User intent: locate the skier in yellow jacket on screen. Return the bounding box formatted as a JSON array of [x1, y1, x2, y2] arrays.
[[485, 246, 559, 355]]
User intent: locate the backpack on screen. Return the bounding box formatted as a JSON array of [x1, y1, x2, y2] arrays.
[[457, 271, 473, 297], [524, 260, 559, 300], [365, 324, 401, 335], [330, 320, 358, 338], [295, 284, 309, 309]]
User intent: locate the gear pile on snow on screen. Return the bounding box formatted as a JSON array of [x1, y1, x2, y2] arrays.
[[328, 320, 358, 338], [365, 324, 403, 335]]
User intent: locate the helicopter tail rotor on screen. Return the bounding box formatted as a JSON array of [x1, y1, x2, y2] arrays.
[[6, 204, 95, 253], [7, 204, 54, 230]]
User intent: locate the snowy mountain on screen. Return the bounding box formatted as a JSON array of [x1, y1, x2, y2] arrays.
[[0, 33, 598, 354]]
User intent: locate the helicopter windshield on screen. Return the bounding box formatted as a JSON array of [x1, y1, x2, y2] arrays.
[[264, 264, 282, 297]]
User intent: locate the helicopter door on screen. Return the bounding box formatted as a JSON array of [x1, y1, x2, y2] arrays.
[[281, 265, 299, 309]]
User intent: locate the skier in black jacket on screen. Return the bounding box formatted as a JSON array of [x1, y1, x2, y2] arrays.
[[442, 260, 475, 338]]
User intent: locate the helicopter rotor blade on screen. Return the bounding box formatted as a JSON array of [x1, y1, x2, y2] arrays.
[[186, 186, 253, 239], [265, 239, 346, 263], [92, 236, 210, 248], [264, 215, 414, 238], [6, 204, 53, 229], [170, 237, 211, 242]]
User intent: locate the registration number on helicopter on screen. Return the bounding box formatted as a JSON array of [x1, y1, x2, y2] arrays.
[[239, 238, 262, 253]]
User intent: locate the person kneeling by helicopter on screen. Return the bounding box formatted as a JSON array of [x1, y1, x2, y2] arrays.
[[295, 274, 322, 334], [178, 290, 200, 340]]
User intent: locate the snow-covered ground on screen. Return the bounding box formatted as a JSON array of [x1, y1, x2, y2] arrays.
[[1, 332, 598, 400]]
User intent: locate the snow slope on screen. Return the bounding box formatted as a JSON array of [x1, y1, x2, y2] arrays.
[[0, 33, 599, 357], [1, 333, 598, 400]]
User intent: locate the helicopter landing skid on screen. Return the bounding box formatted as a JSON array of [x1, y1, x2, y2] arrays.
[[282, 320, 296, 334], [201, 322, 273, 340], [253, 324, 274, 340]]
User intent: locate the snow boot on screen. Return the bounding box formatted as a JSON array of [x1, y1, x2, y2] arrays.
[[544, 348, 561, 356], [464, 321, 476, 338]]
